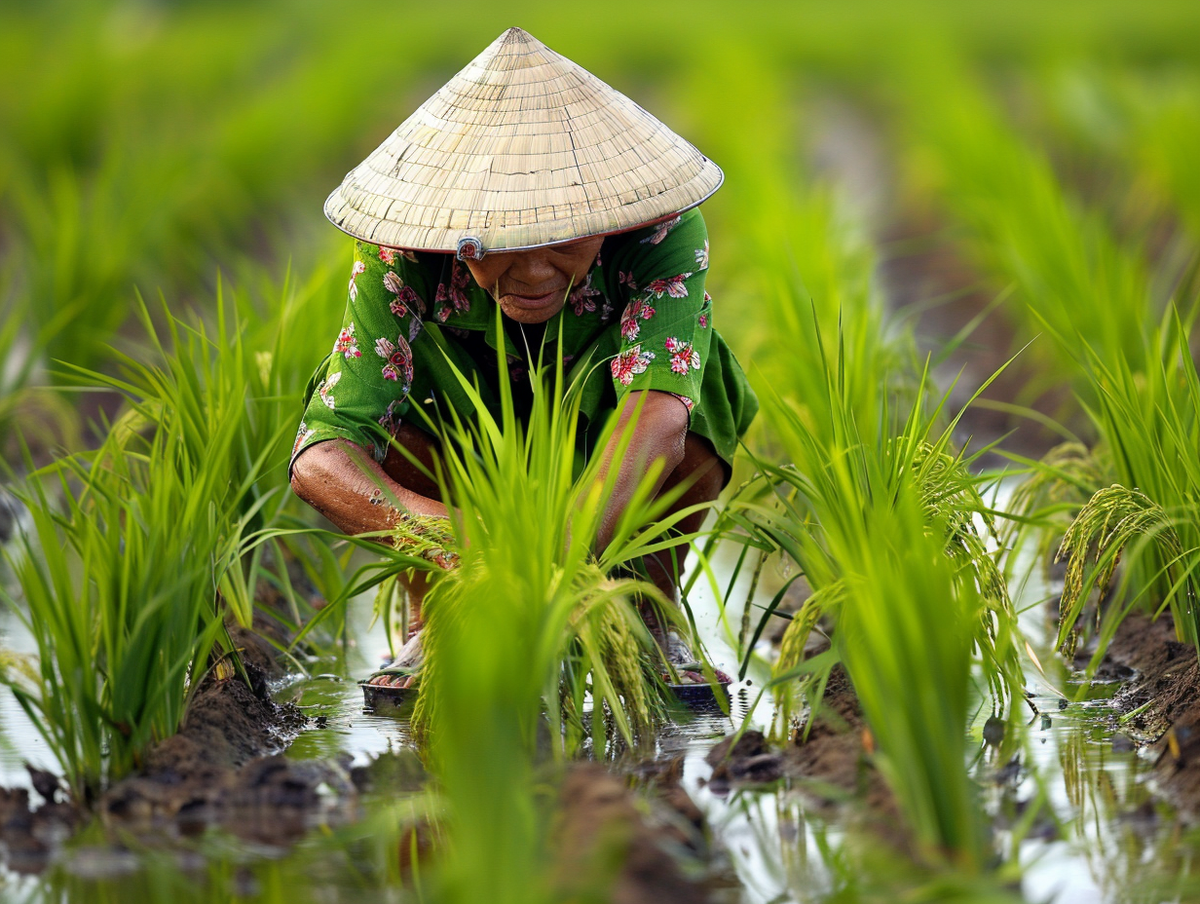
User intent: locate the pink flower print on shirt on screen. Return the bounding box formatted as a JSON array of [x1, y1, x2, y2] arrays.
[[665, 337, 701, 375], [348, 260, 366, 301], [610, 345, 655, 386], [434, 267, 467, 318], [318, 371, 342, 410], [695, 240, 709, 269], [569, 274, 601, 316], [375, 335, 414, 390], [699, 313, 709, 329], [385, 274, 420, 318], [378, 399, 403, 433], [620, 297, 656, 341], [618, 270, 638, 293], [409, 317, 423, 342], [449, 261, 471, 312], [379, 247, 397, 265], [669, 393, 695, 413], [333, 323, 361, 359], [641, 216, 681, 245], [644, 273, 692, 299]]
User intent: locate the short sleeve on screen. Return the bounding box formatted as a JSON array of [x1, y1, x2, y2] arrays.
[[290, 242, 432, 471], [608, 209, 713, 414]]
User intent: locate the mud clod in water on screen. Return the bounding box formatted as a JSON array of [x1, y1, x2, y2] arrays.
[[100, 663, 334, 830], [554, 763, 714, 904]]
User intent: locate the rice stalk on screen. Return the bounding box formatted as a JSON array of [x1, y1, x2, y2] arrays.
[[1055, 485, 1192, 656]]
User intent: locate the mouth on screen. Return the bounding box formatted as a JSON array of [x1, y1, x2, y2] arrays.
[[501, 287, 566, 309]]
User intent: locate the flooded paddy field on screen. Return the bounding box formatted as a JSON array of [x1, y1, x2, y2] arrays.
[[0, 535, 1197, 903]]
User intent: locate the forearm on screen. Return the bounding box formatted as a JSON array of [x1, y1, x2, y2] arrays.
[[290, 439, 448, 536], [593, 391, 689, 554]]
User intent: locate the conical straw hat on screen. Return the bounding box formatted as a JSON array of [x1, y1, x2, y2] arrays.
[[324, 27, 722, 258]]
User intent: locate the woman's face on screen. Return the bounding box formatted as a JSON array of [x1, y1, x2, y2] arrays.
[[463, 236, 603, 324]]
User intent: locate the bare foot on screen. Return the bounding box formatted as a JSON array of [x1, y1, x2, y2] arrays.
[[367, 630, 424, 687]]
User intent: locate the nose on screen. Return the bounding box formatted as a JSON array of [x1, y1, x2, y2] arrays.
[[507, 249, 558, 288]]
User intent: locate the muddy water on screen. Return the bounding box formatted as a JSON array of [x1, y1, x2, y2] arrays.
[[0, 539, 1192, 903]]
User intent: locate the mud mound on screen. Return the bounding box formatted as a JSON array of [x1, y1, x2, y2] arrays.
[[101, 664, 324, 829]]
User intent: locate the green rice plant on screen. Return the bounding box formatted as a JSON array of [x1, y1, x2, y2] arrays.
[[745, 390, 1016, 869], [1030, 65, 1200, 255], [352, 326, 706, 901], [835, 485, 992, 869], [719, 288, 1020, 865], [1, 425, 243, 803], [0, 281, 333, 799], [409, 334, 698, 756], [1046, 304, 1200, 660], [745, 350, 1021, 714]]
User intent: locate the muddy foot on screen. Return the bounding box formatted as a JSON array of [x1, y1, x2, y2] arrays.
[[367, 631, 424, 687]]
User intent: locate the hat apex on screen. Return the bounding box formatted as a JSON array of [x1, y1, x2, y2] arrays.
[[324, 27, 722, 254]]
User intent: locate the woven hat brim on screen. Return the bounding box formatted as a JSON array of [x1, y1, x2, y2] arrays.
[[324, 27, 723, 253]]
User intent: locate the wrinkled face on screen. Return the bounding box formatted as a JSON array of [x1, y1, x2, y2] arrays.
[[463, 236, 604, 324]]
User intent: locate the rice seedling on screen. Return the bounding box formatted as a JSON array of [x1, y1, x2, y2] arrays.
[[1040, 303, 1200, 661], [0, 276, 343, 799], [0, 426, 242, 803], [737, 350, 1020, 869]]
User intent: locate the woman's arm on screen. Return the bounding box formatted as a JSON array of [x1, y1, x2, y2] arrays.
[[592, 389, 689, 554], [290, 439, 448, 536]]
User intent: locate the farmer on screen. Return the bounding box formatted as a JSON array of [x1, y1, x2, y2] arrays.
[[289, 28, 757, 686]]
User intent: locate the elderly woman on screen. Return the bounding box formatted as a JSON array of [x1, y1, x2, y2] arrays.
[[290, 28, 757, 685]]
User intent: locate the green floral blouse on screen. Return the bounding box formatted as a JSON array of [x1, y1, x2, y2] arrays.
[[292, 209, 757, 474]]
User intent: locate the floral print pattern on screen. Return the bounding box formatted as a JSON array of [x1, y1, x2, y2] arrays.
[[318, 371, 342, 409], [644, 273, 692, 299], [378, 399, 403, 433], [292, 209, 752, 478], [333, 323, 361, 359], [569, 273, 601, 316], [665, 337, 702, 375], [641, 215, 681, 245], [434, 261, 472, 321], [348, 260, 366, 301], [611, 345, 655, 386], [375, 335, 414, 390], [620, 297, 656, 341]]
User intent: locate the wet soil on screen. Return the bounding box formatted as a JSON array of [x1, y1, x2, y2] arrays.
[[705, 665, 900, 840], [555, 761, 716, 904], [1104, 612, 1200, 819], [0, 616, 725, 902], [99, 664, 339, 834]]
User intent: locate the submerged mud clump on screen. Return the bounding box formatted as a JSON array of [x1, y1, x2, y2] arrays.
[[707, 666, 899, 840], [0, 773, 81, 874], [554, 762, 715, 904]]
